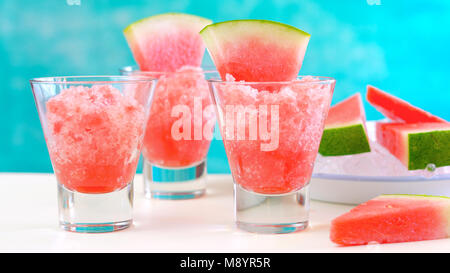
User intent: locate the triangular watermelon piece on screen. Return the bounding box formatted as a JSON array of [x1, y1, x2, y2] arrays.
[[330, 195, 450, 246], [200, 20, 310, 82], [367, 85, 446, 123], [319, 93, 371, 156], [124, 13, 212, 72], [376, 122, 450, 170]]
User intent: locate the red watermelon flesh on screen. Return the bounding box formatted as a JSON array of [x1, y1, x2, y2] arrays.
[[367, 85, 446, 123], [319, 93, 371, 156], [124, 13, 212, 72], [330, 195, 450, 246], [200, 20, 310, 82], [325, 93, 367, 127], [376, 122, 450, 170]]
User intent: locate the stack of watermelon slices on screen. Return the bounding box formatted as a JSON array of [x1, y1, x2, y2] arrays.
[[367, 85, 449, 171], [319, 85, 449, 172]]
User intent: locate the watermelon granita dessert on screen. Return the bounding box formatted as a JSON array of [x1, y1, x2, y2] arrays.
[[123, 13, 215, 199], [211, 76, 334, 194], [330, 194, 450, 246], [139, 66, 216, 167], [319, 93, 371, 156], [202, 20, 334, 195], [124, 13, 215, 168], [45, 85, 147, 194]]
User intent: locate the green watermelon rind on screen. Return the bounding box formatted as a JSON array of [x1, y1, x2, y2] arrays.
[[199, 19, 310, 38], [200, 19, 311, 63], [199, 20, 310, 51], [124, 12, 212, 34], [407, 129, 450, 170], [379, 194, 450, 200], [318, 124, 371, 156]]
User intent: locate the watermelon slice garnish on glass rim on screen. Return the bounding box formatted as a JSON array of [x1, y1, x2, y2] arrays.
[[124, 12, 212, 72], [200, 19, 311, 82]]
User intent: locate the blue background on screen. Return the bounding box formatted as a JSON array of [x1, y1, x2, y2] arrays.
[[1, 0, 449, 173]]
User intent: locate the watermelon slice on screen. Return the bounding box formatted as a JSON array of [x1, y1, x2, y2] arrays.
[[319, 93, 371, 156], [330, 194, 450, 246], [367, 85, 447, 123], [124, 13, 212, 72], [376, 122, 450, 170], [200, 20, 310, 82]]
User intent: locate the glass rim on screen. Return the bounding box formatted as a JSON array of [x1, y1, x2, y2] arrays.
[[119, 65, 217, 76], [120, 66, 335, 85], [29, 75, 158, 84], [208, 76, 336, 85]]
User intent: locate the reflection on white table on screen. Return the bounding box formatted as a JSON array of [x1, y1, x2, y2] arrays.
[[0, 173, 449, 252]]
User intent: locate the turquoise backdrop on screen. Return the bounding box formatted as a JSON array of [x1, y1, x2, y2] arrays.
[[1, 0, 449, 173]]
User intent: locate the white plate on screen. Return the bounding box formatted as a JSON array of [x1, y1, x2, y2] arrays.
[[310, 121, 450, 204], [310, 173, 450, 205]]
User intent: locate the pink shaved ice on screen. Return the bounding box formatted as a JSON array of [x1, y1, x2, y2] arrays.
[[46, 85, 146, 193], [217, 76, 333, 194], [142, 66, 215, 167]]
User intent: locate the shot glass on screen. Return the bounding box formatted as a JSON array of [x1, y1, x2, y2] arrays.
[[209, 75, 335, 233], [121, 66, 216, 200], [30, 76, 156, 232]]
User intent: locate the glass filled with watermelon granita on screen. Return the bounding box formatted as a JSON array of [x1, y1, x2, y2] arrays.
[[30, 76, 156, 233], [209, 74, 335, 233], [121, 66, 216, 200]]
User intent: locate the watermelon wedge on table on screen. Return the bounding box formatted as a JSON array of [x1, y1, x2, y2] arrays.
[[200, 19, 310, 82], [319, 93, 371, 156], [367, 85, 447, 123], [124, 13, 212, 72], [330, 194, 450, 246], [376, 122, 450, 170]]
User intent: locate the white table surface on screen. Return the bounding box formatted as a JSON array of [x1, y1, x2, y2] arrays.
[[1, 173, 449, 253]]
